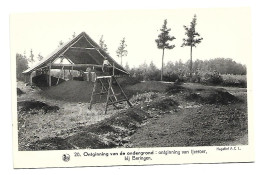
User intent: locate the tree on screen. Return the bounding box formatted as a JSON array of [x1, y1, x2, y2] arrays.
[[116, 37, 128, 66], [16, 53, 29, 81], [182, 14, 203, 78], [99, 35, 109, 54], [125, 62, 130, 71], [155, 19, 176, 81], [37, 53, 44, 61], [58, 40, 64, 47], [29, 49, 35, 65], [72, 32, 76, 38]]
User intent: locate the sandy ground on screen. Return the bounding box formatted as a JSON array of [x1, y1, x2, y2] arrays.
[[16, 80, 248, 150]]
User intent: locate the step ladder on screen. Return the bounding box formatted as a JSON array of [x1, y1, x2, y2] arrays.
[[88, 75, 132, 114]]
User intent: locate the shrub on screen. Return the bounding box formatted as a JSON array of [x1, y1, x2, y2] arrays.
[[163, 72, 179, 82], [221, 74, 247, 88], [200, 71, 223, 85], [16, 53, 29, 81]]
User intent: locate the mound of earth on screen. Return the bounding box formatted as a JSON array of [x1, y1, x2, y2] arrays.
[[41, 80, 124, 103], [28, 107, 151, 150], [17, 100, 59, 114], [186, 88, 241, 105], [17, 88, 25, 96], [67, 107, 151, 149], [166, 84, 189, 94], [32, 74, 65, 89], [145, 97, 179, 111], [40, 80, 95, 102]]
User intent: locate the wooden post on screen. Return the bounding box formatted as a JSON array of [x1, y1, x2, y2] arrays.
[[113, 76, 132, 107], [106, 78, 117, 101], [24, 74, 27, 83], [49, 63, 52, 87], [71, 66, 74, 80], [112, 62, 115, 76], [105, 77, 112, 114], [98, 78, 117, 109], [29, 73, 33, 86], [88, 81, 97, 110]]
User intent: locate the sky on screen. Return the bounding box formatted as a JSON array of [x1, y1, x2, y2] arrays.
[[10, 7, 251, 68]]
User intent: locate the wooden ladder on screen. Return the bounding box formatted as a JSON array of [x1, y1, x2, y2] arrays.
[[88, 75, 132, 114]]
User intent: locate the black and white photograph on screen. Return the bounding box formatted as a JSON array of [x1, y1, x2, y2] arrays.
[[10, 6, 254, 168]]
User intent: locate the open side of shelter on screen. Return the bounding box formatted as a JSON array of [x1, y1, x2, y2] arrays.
[[22, 31, 132, 113], [23, 32, 129, 85]]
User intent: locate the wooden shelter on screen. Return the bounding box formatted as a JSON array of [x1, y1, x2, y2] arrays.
[[22, 32, 132, 113], [22, 32, 129, 85]]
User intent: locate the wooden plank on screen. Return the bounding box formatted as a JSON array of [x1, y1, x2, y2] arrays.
[[106, 79, 117, 101], [48, 64, 52, 87], [105, 77, 112, 114], [56, 66, 64, 85], [51, 63, 110, 68], [113, 76, 132, 107], [29, 73, 33, 86], [58, 36, 84, 57], [98, 79, 117, 108], [88, 81, 97, 110], [70, 47, 96, 50], [112, 62, 115, 76], [96, 75, 112, 79]]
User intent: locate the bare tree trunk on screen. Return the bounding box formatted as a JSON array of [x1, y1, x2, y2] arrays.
[[190, 45, 193, 79], [161, 48, 165, 81]]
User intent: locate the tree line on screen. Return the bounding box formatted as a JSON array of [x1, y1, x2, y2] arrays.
[[126, 58, 246, 82]]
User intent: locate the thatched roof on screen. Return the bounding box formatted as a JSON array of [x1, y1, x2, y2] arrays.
[[23, 32, 129, 75]]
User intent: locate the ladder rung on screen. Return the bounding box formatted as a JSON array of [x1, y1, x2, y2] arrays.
[[96, 76, 112, 79]]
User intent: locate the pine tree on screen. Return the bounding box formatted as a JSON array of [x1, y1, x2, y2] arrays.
[[155, 19, 176, 81], [182, 14, 203, 78], [37, 53, 44, 61], [29, 49, 35, 64], [116, 37, 128, 66], [99, 35, 109, 54]]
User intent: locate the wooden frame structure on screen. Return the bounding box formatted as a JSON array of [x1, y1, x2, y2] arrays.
[[22, 32, 132, 113], [88, 75, 132, 114], [22, 32, 129, 86]]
